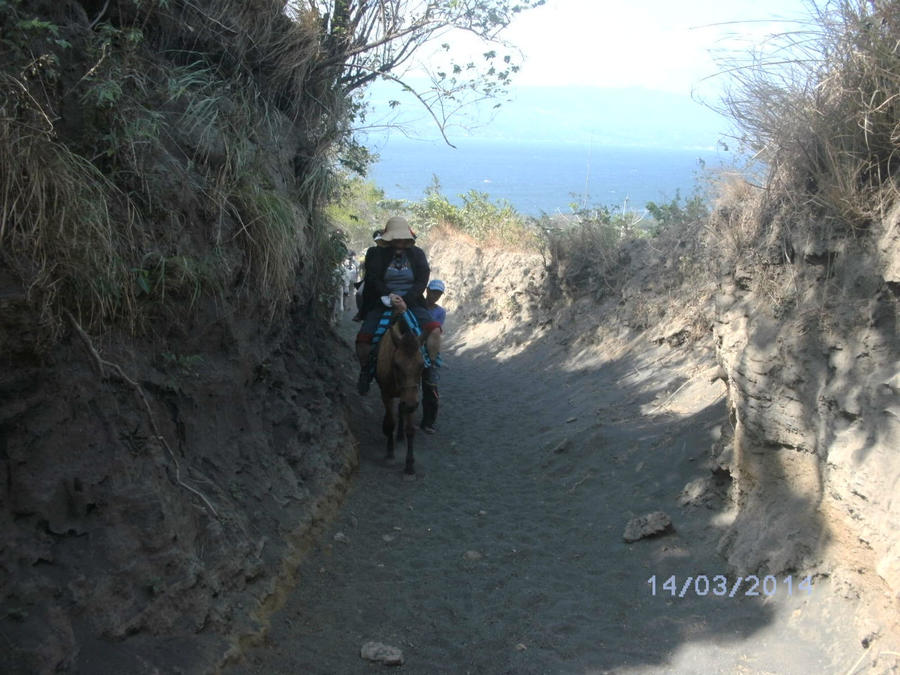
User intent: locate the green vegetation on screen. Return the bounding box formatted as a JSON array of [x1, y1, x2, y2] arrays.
[[325, 174, 544, 251], [324, 176, 398, 253], [160, 351, 204, 376], [330, 169, 713, 304], [0, 0, 543, 344], [411, 178, 539, 248], [646, 189, 709, 236]]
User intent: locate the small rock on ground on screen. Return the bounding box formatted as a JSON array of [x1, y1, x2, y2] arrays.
[[360, 641, 404, 666], [678, 477, 713, 507], [623, 511, 674, 542]]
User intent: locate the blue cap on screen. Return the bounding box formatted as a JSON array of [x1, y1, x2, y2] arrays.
[[427, 279, 445, 293]]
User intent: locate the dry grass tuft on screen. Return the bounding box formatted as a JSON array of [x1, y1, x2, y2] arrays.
[[0, 92, 138, 337], [705, 173, 766, 260], [720, 0, 900, 231], [229, 181, 307, 311]]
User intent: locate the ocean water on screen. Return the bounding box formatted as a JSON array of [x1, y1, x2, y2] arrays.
[[367, 138, 731, 217]]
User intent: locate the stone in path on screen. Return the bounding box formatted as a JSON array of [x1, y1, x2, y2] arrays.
[[360, 641, 404, 666], [622, 511, 674, 542]]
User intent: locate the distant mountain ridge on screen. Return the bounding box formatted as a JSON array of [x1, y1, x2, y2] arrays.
[[363, 83, 733, 151]]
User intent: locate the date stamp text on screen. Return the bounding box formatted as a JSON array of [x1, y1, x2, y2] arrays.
[[647, 574, 813, 598]]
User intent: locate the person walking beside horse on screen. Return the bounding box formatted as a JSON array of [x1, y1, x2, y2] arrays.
[[420, 279, 446, 434], [343, 252, 358, 309]]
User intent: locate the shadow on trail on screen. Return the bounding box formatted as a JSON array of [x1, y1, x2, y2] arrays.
[[231, 312, 839, 674], [412, 317, 836, 673], [432, 339, 754, 671]]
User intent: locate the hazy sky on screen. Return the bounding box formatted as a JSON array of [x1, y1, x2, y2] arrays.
[[499, 0, 815, 97], [363, 0, 818, 147]]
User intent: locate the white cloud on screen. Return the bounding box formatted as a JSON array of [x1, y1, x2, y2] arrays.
[[499, 0, 813, 96]]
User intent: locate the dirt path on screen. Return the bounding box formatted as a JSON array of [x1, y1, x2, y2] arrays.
[[226, 315, 869, 674]]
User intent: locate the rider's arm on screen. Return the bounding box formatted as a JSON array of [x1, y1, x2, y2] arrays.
[[364, 247, 390, 298]]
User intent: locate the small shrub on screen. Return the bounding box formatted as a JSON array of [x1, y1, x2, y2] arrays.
[[539, 200, 656, 298], [410, 178, 538, 249], [705, 174, 763, 261], [646, 189, 709, 235], [411, 176, 463, 233]]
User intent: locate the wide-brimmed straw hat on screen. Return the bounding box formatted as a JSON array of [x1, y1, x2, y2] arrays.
[[380, 216, 415, 242]]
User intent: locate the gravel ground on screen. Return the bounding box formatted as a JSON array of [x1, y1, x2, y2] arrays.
[[225, 316, 872, 674]]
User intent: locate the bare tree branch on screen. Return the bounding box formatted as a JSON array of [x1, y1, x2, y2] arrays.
[[285, 0, 545, 146]]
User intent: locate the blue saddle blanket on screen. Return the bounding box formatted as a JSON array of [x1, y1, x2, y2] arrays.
[[367, 310, 438, 379]]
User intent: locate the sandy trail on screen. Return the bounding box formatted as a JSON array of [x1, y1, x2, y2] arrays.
[[228, 315, 865, 674]]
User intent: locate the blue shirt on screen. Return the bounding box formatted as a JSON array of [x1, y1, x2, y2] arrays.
[[427, 304, 446, 326], [382, 251, 414, 296]]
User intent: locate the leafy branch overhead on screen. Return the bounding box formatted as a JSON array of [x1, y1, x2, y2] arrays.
[[292, 0, 546, 140]]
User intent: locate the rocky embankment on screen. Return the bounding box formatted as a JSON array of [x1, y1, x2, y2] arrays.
[[712, 205, 900, 639], [427, 222, 900, 647]]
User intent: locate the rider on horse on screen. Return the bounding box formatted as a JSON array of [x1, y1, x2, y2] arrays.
[[355, 216, 442, 395]]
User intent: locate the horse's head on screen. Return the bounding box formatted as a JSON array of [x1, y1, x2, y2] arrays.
[[389, 321, 425, 411]]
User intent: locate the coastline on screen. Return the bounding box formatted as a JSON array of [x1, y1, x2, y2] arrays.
[[366, 137, 731, 216]]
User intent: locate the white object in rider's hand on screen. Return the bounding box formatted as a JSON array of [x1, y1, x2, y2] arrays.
[[381, 295, 392, 307]]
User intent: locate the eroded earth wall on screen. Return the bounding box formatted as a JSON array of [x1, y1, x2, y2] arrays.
[[712, 206, 900, 626], [0, 289, 357, 673]]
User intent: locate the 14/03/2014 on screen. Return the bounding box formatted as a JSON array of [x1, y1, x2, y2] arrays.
[[647, 574, 813, 598]]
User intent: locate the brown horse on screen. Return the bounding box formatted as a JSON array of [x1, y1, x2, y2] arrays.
[[375, 316, 425, 474]]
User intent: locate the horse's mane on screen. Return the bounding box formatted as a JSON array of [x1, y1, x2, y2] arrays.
[[396, 321, 420, 356]]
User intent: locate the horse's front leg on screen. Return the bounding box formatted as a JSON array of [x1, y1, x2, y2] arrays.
[[396, 407, 406, 443], [382, 396, 395, 460], [399, 402, 416, 475]]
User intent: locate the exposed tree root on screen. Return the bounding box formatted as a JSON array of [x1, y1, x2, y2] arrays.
[[65, 310, 219, 518]]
